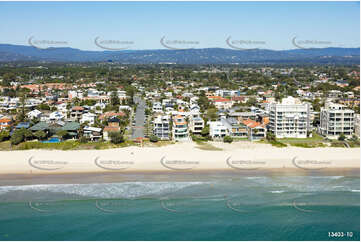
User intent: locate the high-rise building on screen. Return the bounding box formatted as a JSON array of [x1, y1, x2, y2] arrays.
[[269, 96, 311, 138], [320, 102, 354, 139]]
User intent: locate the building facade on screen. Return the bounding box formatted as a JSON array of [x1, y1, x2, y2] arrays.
[[320, 102, 354, 139], [153, 115, 170, 140], [269, 96, 311, 138]]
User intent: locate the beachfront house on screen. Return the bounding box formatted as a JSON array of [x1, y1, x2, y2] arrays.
[[83, 126, 102, 141], [221, 117, 248, 138], [172, 115, 189, 141], [243, 119, 267, 141], [209, 121, 228, 139]]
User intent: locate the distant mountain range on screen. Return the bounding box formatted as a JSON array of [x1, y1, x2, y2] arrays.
[[0, 44, 359, 64]]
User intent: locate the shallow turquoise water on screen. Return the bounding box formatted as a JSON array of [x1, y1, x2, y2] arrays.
[[0, 175, 359, 240]]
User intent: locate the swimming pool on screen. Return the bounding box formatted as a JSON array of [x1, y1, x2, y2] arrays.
[[41, 137, 61, 143]]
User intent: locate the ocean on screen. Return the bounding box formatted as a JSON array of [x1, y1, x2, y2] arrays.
[[0, 174, 359, 241]]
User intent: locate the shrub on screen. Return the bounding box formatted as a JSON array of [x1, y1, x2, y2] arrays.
[[338, 133, 346, 141], [79, 136, 88, 143], [109, 132, 124, 144], [223, 136, 233, 143], [201, 126, 209, 137], [149, 135, 159, 143], [0, 130, 10, 142]]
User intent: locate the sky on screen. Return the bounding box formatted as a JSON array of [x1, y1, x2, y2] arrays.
[[0, 1, 359, 51]]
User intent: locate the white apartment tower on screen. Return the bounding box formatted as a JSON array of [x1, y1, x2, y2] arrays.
[[320, 102, 354, 139], [269, 96, 311, 138]]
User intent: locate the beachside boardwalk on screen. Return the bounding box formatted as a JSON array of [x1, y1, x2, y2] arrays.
[[131, 97, 146, 139]]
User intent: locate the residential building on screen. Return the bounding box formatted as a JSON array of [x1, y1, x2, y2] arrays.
[[0, 117, 12, 130], [172, 115, 189, 141], [269, 96, 311, 138], [189, 115, 204, 135], [354, 114, 360, 138], [243, 119, 267, 140], [80, 112, 97, 125], [83, 126, 102, 141], [152, 102, 163, 113], [221, 117, 248, 138], [153, 115, 170, 140], [320, 102, 354, 139], [70, 106, 85, 121], [213, 98, 233, 110], [209, 121, 228, 139], [27, 109, 42, 120]]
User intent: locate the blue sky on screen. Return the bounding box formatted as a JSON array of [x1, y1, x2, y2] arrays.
[[0, 1, 359, 50]]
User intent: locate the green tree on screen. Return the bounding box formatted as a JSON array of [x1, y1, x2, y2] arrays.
[[56, 130, 68, 140], [201, 126, 210, 137], [10, 129, 25, 145], [149, 135, 159, 143], [109, 132, 124, 144], [0, 130, 10, 142], [110, 91, 120, 106], [338, 133, 346, 141], [34, 130, 47, 141], [223, 136, 233, 143]]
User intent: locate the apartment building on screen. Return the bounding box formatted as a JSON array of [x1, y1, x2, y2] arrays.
[[319, 102, 354, 139], [189, 115, 204, 135], [153, 115, 170, 140], [354, 114, 360, 138], [269, 96, 311, 138], [172, 115, 189, 141]]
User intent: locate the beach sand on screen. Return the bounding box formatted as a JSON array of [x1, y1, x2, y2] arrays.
[[0, 142, 359, 176]]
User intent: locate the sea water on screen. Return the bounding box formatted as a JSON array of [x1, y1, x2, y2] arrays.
[[0, 175, 359, 240]]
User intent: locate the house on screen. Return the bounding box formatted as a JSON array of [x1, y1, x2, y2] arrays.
[[27, 109, 42, 120], [70, 106, 85, 121], [49, 111, 65, 122], [213, 98, 233, 110], [319, 102, 354, 139], [209, 121, 228, 139], [243, 119, 267, 141], [103, 117, 121, 141], [0, 117, 12, 130], [152, 102, 163, 113], [172, 115, 189, 141], [80, 112, 97, 125], [83, 126, 102, 141], [221, 117, 248, 138], [14, 122, 31, 130], [30, 121, 80, 139], [99, 111, 126, 121], [153, 115, 170, 140]]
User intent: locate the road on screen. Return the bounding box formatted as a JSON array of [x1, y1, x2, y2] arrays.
[[131, 96, 146, 140]]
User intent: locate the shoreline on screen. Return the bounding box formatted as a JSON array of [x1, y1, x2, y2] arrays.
[[0, 168, 359, 187], [0, 142, 359, 178]]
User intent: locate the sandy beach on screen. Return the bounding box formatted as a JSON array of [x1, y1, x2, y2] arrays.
[[0, 142, 359, 175]]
